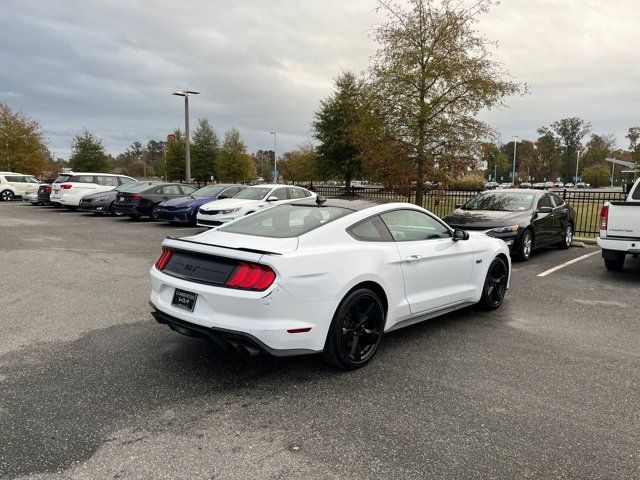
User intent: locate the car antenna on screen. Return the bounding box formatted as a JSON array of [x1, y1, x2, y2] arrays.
[[316, 195, 327, 205]]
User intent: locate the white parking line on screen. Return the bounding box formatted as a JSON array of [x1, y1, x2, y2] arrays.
[[537, 251, 600, 277]]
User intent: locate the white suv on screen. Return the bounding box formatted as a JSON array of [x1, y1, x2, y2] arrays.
[[0, 172, 45, 201], [196, 184, 315, 227], [50, 172, 137, 209]]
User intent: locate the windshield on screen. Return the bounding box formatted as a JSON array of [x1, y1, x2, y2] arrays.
[[220, 204, 352, 238], [232, 187, 271, 200], [463, 192, 535, 212], [192, 185, 225, 198]]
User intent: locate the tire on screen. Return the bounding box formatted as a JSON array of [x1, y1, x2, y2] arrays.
[[479, 257, 509, 310], [150, 204, 161, 221], [1, 190, 14, 201], [110, 202, 123, 217], [322, 288, 385, 370], [515, 230, 533, 261], [604, 254, 625, 271], [558, 223, 573, 250]]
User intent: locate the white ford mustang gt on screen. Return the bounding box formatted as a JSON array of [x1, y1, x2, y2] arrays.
[[149, 197, 511, 369]]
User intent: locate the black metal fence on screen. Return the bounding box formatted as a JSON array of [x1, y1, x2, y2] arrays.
[[303, 185, 627, 237]]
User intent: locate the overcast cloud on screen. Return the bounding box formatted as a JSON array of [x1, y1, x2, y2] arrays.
[[1, 0, 639, 159]]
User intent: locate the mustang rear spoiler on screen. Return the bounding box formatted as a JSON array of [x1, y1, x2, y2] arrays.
[[165, 236, 283, 256]]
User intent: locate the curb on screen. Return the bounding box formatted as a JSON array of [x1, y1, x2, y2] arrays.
[[573, 236, 598, 246]]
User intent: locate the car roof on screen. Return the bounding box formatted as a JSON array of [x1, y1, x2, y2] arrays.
[[247, 184, 307, 189], [483, 189, 544, 195], [290, 198, 380, 211], [58, 172, 132, 177]]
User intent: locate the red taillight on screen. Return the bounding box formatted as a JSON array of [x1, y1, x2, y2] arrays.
[[600, 205, 609, 230], [61, 184, 72, 189], [130, 194, 142, 200], [226, 262, 275, 291], [44, 185, 51, 192], [155, 247, 174, 270]]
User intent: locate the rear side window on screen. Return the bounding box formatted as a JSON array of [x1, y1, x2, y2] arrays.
[[162, 185, 181, 195], [68, 175, 95, 183], [54, 175, 70, 183], [119, 177, 136, 185], [5, 176, 26, 182], [288, 188, 307, 199], [97, 176, 119, 187], [348, 216, 393, 242], [221, 204, 352, 238]]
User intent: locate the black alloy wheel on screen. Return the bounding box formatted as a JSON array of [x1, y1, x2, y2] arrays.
[[558, 223, 573, 249], [150, 204, 161, 221], [110, 202, 123, 217], [1, 190, 14, 201], [516, 230, 533, 261], [323, 288, 385, 370], [480, 257, 508, 310]]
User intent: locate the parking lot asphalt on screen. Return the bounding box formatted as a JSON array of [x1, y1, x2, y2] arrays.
[[1, 201, 639, 479]]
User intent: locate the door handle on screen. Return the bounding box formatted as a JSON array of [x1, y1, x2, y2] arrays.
[[406, 255, 422, 263]]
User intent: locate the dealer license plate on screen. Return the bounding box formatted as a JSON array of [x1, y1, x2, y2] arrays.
[[171, 288, 198, 312]]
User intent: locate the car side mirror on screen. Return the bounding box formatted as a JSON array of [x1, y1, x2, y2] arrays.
[[452, 229, 469, 241], [266, 196, 279, 202], [537, 206, 552, 214]]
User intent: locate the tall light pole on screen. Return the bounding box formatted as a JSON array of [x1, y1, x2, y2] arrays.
[[270, 131, 277, 181], [512, 136, 519, 186], [172, 90, 200, 182]]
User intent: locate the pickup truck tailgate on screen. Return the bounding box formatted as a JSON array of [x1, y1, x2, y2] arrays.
[[607, 202, 640, 238]]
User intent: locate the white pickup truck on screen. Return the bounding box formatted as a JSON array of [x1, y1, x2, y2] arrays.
[[597, 178, 640, 270]]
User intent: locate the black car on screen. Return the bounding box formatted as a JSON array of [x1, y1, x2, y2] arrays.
[[113, 182, 197, 220], [79, 181, 155, 216], [37, 184, 52, 205], [443, 189, 575, 261]]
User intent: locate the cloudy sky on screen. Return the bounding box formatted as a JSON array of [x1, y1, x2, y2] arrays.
[[1, 0, 639, 159]]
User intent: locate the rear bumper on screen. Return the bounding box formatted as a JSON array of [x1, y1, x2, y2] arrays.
[[597, 237, 640, 255], [150, 302, 315, 357], [114, 203, 148, 216], [149, 266, 333, 354]]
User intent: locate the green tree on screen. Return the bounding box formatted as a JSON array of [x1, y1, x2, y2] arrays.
[[255, 150, 274, 182], [191, 118, 219, 183], [582, 164, 610, 187], [547, 117, 591, 181], [361, 0, 524, 205], [145, 140, 165, 174], [481, 142, 509, 181], [216, 129, 256, 183], [69, 129, 110, 172], [313, 71, 363, 188], [535, 128, 563, 180], [0, 101, 49, 176], [165, 129, 185, 181], [278, 143, 319, 184], [581, 134, 616, 169], [625, 127, 640, 163]]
